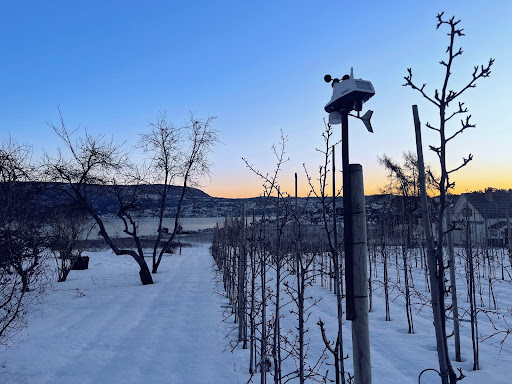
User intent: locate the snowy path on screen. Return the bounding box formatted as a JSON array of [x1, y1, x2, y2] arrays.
[[0, 245, 239, 384]]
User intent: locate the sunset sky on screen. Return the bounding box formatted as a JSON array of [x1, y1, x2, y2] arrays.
[[1, 0, 511, 198]]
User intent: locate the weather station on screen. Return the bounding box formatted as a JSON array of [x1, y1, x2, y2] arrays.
[[324, 68, 374, 130], [324, 67, 373, 384]]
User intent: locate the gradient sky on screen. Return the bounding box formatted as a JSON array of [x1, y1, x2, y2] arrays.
[[1, 0, 511, 198]]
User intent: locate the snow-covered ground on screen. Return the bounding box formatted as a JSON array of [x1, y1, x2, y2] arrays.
[[224, 251, 512, 384], [0, 244, 239, 384], [1, 244, 511, 383]]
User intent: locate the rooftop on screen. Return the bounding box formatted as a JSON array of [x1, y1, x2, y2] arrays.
[[464, 190, 512, 218]]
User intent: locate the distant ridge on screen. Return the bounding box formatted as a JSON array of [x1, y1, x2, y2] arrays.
[[17, 181, 210, 215], [11, 181, 500, 219]]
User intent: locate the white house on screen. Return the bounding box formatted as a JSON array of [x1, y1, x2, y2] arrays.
[[452, 189, 512, 246]]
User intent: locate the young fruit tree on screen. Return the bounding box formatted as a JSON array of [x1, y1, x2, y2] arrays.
[[404, 13, 493, 383], [304, 122, 347, 384]]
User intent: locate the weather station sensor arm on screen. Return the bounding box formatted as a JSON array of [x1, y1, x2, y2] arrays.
[[348, 110, 374, 133]]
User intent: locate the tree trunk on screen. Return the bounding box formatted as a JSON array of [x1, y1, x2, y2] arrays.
[[139, 261, 153, 285], [91, 206, 154, 285]]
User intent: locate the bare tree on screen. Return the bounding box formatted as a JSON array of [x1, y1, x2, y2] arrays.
[[0, 142, 47, 293], [462, 208, 480, 370], [404, 13, 493, 383], [243, 132, 289, 383], [304, 122, 347, 384], [140, 112, 218, 273], [44, 110, 154, 285], [379, 153, 419, 333], [0, 138, 47, 347], [218, 133, 328, 384], [45, 109, 218, 284], [48, 203, 91, 282]]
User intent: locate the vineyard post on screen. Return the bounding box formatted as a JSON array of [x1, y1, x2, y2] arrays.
[[413, 104, 451, 383], [349, 164, 371, 384], [446, 205, 461, 361]]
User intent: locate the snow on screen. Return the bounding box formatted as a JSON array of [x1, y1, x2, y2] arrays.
[[1, 244, 512, 383], [0, 244, 238, 384]]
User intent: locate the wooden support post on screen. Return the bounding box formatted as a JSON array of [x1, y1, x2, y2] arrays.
[[295, 172, 305, 384], [342, 110, 354, 320], [446, 207, 461, 362], [349, 164, 371, 384], [507, 211, 511, 260], [238, 203, 247, 346], [413, 104, 451, 383], [224, 213, 228, 292]]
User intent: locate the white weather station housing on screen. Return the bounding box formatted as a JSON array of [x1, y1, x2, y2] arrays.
[[324, 68, 375, 131]]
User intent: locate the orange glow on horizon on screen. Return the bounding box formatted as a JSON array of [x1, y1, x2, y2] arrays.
[[202, 172, 512, 199]]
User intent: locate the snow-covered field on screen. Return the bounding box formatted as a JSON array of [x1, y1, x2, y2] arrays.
[[0, 244, 238, 384], [1, 244, 511, 383], [224, 250, 512, 384]]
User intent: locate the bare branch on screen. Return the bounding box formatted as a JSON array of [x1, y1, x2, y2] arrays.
[[446, 58, 494, 103], [402, 68, 440, 106], [446, 115, 476, 142], [425, 122, 440, 132], [447, 154, 473, 174], [445, 102, 468, 122]]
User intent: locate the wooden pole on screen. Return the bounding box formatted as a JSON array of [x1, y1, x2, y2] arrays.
[[274, 189, 282, 384], [341, 110, 354, 320], [349, 164, 371, 384], [446, 206, 461, 361], [260, 208, 267, 383], [223, 213, 228, 292], [413, 105, 451, 384], [295, 173, 305, 384], [507, 210, 511, 261], [238, 203, 247, 346]]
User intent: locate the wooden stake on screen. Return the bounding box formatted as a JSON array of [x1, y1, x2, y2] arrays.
[[446, 206, 461, 361], [349, 164, 371, 384], [413, 105, 451, 384]]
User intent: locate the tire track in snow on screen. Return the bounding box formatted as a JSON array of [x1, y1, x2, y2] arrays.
[[43, 259, 180, 384], [129, 247, 236, 384], [86, 246, 236, 384]]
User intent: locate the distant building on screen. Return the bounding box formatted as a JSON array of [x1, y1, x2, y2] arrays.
[[452, 189, 512, 246]]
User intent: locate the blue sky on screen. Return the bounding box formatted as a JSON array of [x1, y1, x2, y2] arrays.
[[1, 0, 510, 197]]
